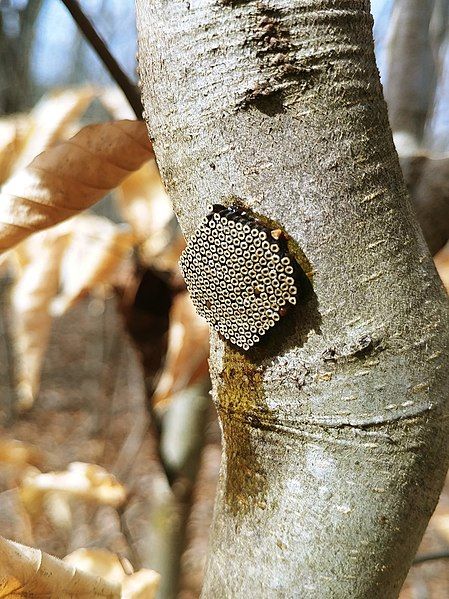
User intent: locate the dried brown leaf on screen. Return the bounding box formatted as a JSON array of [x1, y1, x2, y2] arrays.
[[51, 214, 135, 316], [19, 462, 127, 516], [435, 243, 449, 292], [0, 440, 42, 469], [0, 536, 120, 598], [153, 292, 210, 407], [13, 87, 96, 172], [0, 116, 28, 185], [0, 119, 152, 253], [10, 227, 71, 411], [116, 160, 173, 251], [64, 549, 160, 599], [100, 88, 135, 120], [9, 214, 134, 409]]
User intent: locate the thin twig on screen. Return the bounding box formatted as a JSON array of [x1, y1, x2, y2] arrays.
[[147, 397, 177, 487], [94, 305, 124, 444], [112, 416, 150, 483], [59, 0, 144, 119], [0, 281, 16, 423], [413, 550, 449, 565], [117, 502, 142, 569]]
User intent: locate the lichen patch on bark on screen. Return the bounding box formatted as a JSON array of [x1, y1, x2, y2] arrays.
[[213, 345, 272, 515]]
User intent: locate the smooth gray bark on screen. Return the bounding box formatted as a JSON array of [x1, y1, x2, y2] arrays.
[[136, 1, 449, 597]]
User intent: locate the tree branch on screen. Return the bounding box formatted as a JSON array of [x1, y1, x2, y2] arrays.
[[59, 0, 143, 119]]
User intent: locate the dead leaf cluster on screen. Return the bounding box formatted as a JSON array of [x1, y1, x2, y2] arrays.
[[0, 87, 205, 411], [0, 86, 211, 596]]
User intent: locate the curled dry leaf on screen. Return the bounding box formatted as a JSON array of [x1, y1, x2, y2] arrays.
[[51, 214, 135, 316], [0, 536, 120, 598], [64, 548, 160, 599], [10, 214, 135, 409], [64, 548, 130, 585], [116, 159, 173, 251], [153, 291, 210, 407], [0, 116, 28, 185], [19, 462, 127, 519], [0, 440, 42, 469], [13, 87, 96, 172], [434, 242, 449, 292], [100, 87, 135, 120], [10, 227, 71, 411], [0, 119, 152, 253]]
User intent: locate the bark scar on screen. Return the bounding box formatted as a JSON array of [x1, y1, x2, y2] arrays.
[[229, 2, 325, 114], [322, 335, 384, 363]]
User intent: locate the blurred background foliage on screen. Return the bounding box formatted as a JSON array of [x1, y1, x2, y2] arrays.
[[1, 0, 137, 112]]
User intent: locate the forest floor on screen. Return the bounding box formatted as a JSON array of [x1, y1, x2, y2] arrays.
[[0, 294, 448, 598]]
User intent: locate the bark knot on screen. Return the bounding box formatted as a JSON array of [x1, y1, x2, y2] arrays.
[[322, 334, 383, 363], [228, 2, 325, 114]]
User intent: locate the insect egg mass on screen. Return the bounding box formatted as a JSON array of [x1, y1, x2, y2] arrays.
[[179, 204, 300, 350]]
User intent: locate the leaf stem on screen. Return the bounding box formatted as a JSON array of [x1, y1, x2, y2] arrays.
[[59, 0, 144, 119]]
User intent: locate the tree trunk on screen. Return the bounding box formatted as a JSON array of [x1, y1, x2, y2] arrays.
[[145, 384, 210, 599], [135, 1, 449, 597]]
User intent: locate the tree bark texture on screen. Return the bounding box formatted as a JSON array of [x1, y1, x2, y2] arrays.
[[136, 1, 449, 597], [384, 0, 435, 146]]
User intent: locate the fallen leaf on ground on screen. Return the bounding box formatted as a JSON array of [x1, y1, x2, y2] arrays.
[[0, 440, 42, 468], [0, 535, 119, 598], [64, 548, 160, 599], [19, 462, 127, 518]]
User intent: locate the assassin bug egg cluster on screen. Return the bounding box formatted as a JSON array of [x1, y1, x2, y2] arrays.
[[179, 204, 299, 350]]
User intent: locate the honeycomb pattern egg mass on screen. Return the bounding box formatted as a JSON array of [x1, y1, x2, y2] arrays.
[[179, 204, 299, 350]]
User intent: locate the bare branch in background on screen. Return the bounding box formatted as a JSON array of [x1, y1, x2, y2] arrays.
[[59, 0, 144, 119]]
